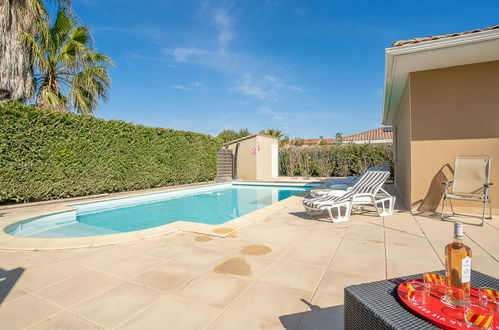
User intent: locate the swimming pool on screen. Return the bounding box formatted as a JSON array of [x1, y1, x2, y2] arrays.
[[5, 183, 313, 238]]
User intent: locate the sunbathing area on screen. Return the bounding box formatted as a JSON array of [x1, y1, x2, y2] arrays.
[[0, 183, 497, 329]]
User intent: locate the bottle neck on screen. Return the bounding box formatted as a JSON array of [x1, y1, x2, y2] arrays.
[[454, 237, 463, 244]]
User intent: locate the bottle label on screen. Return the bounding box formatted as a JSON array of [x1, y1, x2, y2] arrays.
[[462, 256, 471, 283]]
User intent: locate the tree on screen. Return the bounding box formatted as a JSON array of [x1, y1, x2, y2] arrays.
[[334, 132, 343, 144], [237, 128, 250, 138], [19, 8, 113, 114], [0, 0, 70, 101], [259, 128, 283, 139], [217, 128, 251, 143]]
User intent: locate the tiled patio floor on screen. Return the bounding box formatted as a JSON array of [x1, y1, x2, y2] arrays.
[[0, 186, 497, 329]]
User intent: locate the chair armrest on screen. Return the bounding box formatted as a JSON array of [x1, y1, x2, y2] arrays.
[[442, 181, 453, 186], [484, 183, 493, 188]]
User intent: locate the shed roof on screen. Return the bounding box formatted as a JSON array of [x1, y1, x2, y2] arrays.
[[224, 134, 278, 146]]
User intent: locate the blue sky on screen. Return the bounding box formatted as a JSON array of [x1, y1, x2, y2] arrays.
[[72, 0, 498, 138]]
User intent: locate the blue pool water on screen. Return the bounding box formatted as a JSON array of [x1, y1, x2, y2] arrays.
[[5, 184, 312, 238]]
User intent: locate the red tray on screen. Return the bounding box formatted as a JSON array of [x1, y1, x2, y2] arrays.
[[397, 279, 499, 329]]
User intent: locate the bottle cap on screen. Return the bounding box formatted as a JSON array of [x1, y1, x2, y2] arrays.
[[454, 221, 464, 239]]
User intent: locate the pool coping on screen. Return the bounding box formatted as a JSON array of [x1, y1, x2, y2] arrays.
[[0, 182, 310, 251]]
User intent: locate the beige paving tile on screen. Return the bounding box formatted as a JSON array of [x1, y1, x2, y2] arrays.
[[70, 281, 162, 328], [132, 265, 198, 292], [18, 262, 88, 292], [213, 255, 275, 280], [227, 281, 313, 326], [28, 311, 104, 329], [167, 247, 233, 274], [36, 270, 122, 308], [280, 245, 333, 267], [207, 312, 279, 330], [260, 261, 325, 292], [236, 223, 304, 245], [293, 231, 345, 250], [176, 271, 252, 308], [329, 250, 386, 278], [0, 250, 33, 262], [96, 253, 165, 279], [1, 251, 59, 270], [386, 258, 443, 278], [0, 294, 60, 330], [116, 295, 220, 330], [1, 284, 29, 304], [144, 241, 194, 260], [63, 246, 133, 268], [316, 269, 384, 301]]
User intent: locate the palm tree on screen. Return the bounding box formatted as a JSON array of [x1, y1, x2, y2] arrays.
[[259, 128, 284, 139], [0, 0, 70, 101], [19, 8, 113, 114]]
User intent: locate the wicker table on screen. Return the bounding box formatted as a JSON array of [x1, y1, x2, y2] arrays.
[[344, 270, 499, 330]]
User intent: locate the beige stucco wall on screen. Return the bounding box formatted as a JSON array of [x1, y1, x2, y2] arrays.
[[226, 137, 256, 180], [255, 136, 279, 180], [393, 80, 412, 207], [226, 135, 278, 181], [393, 60, 499, 215]]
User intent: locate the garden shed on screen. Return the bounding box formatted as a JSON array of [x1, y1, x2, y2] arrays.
[[223, 134, 279, 181]]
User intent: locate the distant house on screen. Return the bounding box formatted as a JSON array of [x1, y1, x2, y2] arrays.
[[342, 127, 393, 144], [383, 25, 499, 215], [287, 127, 393, 146]]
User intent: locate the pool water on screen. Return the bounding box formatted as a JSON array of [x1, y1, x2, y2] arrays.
[[6, 184, 312, 238]]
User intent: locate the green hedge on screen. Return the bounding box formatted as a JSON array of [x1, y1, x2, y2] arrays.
[[279, 144, 392, 177], [0, 102, 222, 203]]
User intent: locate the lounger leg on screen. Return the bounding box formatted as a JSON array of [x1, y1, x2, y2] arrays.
[[376, 197, 395, 217], [488, 198, 493, 220], [329, 204, 350, 223], [482, 199, 487, 226], [441, 196, 446, 220]]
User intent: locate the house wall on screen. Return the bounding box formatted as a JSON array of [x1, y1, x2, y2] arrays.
[[393, 80, 412, 208], [408, 60, 499, 215], [255, 136, 279, 180]]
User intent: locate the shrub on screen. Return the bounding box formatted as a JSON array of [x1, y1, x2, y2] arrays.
[[279, 144, 392, 177], [0, 102, 222, 203]]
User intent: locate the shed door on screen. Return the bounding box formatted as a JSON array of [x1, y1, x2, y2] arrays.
[[271, 144, 278, 178]]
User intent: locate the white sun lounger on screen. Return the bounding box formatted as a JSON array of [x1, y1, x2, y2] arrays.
[[303, 171, 394, 223], [311, 162, 391, 198]]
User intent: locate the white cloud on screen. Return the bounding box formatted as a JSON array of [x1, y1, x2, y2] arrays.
[[214, 11, 234, 49], [171, 81, 203, 91], [258, 106, 284, 121], [163, 47, 211, 62], [231, 75, 303, 99]]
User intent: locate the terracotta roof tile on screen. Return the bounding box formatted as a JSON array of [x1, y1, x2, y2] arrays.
[[392, 25, 499, 47], [342, 127, 392, 142], [287, 127, 392, 145]]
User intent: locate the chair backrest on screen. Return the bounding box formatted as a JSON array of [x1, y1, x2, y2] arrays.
[[452, 155, 491, 195]]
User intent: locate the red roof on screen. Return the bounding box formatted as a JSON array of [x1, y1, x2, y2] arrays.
[[392, 25, 499, 47], [288, 127, 392, 145], [343, 127, 392, 142]]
